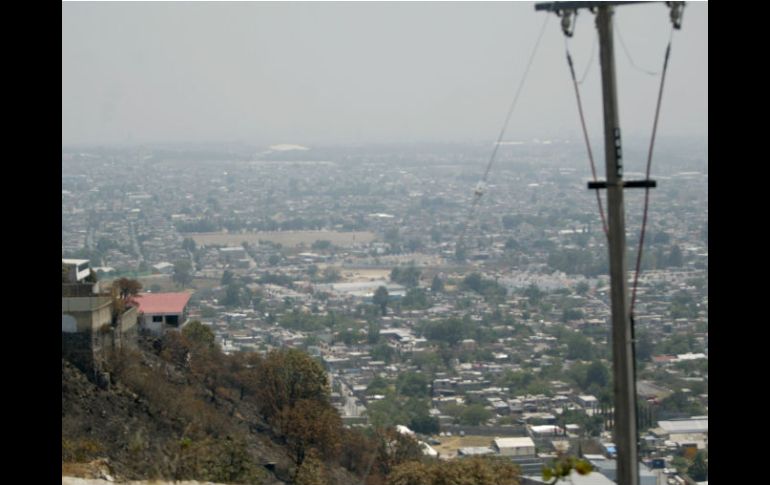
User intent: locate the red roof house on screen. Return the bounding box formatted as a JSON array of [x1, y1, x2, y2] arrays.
[[133, 292, 192, 333]]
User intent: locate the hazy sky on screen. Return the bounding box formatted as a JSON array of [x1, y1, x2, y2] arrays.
[[62, 1, 707, 146]]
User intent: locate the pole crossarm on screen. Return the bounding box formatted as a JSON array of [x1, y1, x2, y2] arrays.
[[588, 180, 657, 190], [534, 2, 648, 12]]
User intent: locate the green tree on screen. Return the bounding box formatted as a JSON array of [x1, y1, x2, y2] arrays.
[[409, 412, 439, 435], [368, 321, 382, 345], [565, 332, 595, 361], [173, 260, 193, 288], [311, 240, 332, 251], [253, 348, 331, 423], [459, 404, 492, 426], [367, 376, 391, 395], [373, 286, 390, 316], [585, 361, 610, 391], [688, 450, 708, 481], [182, 237, 197, 253], [110, 278, 142, 320], [430, 275, 444, 293], [670, 457, 690, 474], [396, 372, 429, 398], [294, 449, 328, 485], [542, 453, 593, 484], [402, 288, 429, 310], [182, 320, 216, 351], [391, 265, 421, 288], [322, 267, 341, 283], [278, 398, 342, 470], [667, 244, 684, 267], [371, 342, 396, 363], [658, 391, 705, 417], [388, 460, 433, 485], [113, 277, 142, 301], [221, 269, 234, 286], [389, 456, 521, 485], [306, 264, 319, 279], [562, 308, 584, 322], [367, 395, 409, 429], [338, 428, 378, 475], [524, 283, 544, 305], [424, 317, 467, 347], [222, 283, 244, 308]]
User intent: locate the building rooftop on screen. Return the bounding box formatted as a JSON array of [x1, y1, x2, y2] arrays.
[[658, 417, 708, 434], [134, 292, 191, 314], [494, 437, 535, 448]]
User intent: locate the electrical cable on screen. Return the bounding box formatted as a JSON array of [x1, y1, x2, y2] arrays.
[[616, 23, 660, 76], [457, 14, 550, 257], [578, 33, 597, 85], [629, 27, 675, 319], [565, 37, 609, 238]]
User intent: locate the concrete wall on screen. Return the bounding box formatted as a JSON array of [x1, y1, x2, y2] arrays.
[[116, 306, 139, 350], [62, 296, 112, 332], [62, 296, 142, 375]]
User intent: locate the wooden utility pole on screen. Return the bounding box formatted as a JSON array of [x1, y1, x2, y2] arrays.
[[534, 2, 682, 484]]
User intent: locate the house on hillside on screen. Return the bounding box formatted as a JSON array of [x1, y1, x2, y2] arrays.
[[133, 292, 192, 334], [62, 259, 139, 373]]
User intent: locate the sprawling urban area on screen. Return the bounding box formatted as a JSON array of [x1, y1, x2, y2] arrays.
[[63, 138, 707, 485]]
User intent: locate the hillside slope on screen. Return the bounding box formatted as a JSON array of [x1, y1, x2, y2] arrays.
[[62, 344, 360, 485]]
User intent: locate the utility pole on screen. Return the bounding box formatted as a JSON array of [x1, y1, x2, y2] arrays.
[[594, 7, 638, 485], [534, 2, 682, 484]]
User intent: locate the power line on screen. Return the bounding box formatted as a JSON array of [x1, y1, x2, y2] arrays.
[[457, 14, 551, 255], [578, 33, 597, 84], [615, 23, 659, 76], [629, 27, 675, 319], [565, 37, 608, 237]]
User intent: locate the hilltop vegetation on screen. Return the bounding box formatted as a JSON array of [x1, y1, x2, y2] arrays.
[[63, 323, 523, 484]]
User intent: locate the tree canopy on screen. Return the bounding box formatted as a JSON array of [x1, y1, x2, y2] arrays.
[[373, 286, 390, 316]]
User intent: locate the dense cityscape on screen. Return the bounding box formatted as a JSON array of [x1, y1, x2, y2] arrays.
[[62, 137, 707, 485]]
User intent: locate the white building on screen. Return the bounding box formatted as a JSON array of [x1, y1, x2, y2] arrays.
[[493, 437, 536, 457], [576, 395, 599, 411], [62, 259, 92, 283], [530, 425, 564, 437], [152, 262, 175, 274]]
